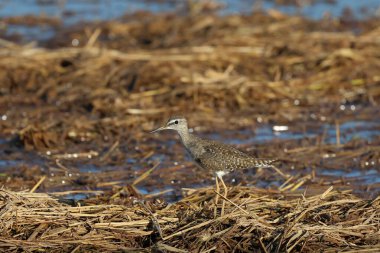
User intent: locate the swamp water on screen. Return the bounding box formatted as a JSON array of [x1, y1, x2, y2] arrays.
[[1, 117, 379, 202]]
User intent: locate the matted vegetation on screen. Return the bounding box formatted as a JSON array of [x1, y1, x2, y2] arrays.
[[0, 2, 380, 252], [1, 187, 379, 252]]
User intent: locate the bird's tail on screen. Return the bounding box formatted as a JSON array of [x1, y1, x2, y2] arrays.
[[253, 158, 277, 168]]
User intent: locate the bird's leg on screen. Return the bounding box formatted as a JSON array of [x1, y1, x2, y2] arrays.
[[270, 165, 289, 179], [219, 175, 228, 216], [214, 176, 220, 217]]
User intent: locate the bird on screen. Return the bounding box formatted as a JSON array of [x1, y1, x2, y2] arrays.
[[151, 116, 276, 216]]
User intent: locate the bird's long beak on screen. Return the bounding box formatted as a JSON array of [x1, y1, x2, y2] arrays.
[[150, 126, 167, 133]]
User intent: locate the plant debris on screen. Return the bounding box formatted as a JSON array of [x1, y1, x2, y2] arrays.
[[0, 3, 380, 252], [1, 187, 379, 252]]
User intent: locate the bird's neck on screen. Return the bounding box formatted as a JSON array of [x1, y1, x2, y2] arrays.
[[177, 129, 191, 146]]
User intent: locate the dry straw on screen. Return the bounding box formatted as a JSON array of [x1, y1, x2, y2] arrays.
[[1, 186, 379, 252], [0, 5, 380, 252]]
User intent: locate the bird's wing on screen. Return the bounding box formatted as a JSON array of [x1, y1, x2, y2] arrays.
[[196, 142, 258, 172]]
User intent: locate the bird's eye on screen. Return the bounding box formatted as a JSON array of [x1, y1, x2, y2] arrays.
[[174, 120, 179, 124]]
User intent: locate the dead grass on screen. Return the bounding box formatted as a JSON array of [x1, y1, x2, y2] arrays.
[[1, 187, 379, 252], [0, 7, 380, 252], [0, 12, 379, 153]]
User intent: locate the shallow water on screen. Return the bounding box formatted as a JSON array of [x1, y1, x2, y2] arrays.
[[1, 0, 378, 22], [208, 120, 380, 145], [1, 0, 379, 42], [2, 117, 378, 202], [5, 118, 374, 201]]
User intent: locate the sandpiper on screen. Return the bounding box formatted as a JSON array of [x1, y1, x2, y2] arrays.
[[151, 116, 276, 215]]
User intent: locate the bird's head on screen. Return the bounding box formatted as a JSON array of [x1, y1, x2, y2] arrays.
[[151, 116, 188, 133]]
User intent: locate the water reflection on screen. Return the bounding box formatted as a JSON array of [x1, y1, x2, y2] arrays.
[[208, 120, 380, 145], [1, 0, 379, 42], [0, 119, 379, 202]]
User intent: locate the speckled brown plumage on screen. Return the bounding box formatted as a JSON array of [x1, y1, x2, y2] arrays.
[[185, 134, 275, 174], [151, 116, 276, 177]]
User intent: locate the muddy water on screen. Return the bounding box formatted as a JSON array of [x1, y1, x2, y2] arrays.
[[1, 0, 379, 43], [1, 117, 379, 202]]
